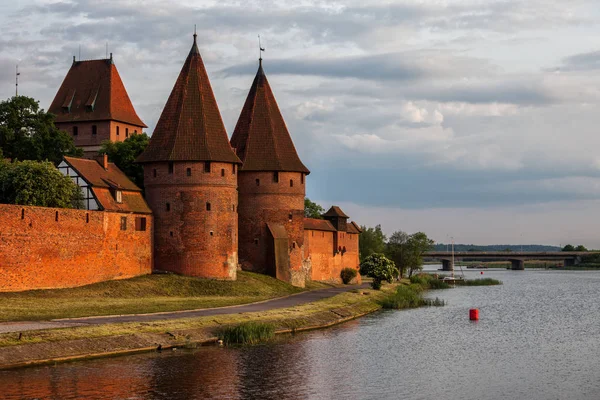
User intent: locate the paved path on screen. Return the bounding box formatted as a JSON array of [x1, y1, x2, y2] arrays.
[[0, 284, 368, 334]]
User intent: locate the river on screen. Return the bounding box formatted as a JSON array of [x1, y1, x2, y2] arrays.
[[2, 267, 600, 400]]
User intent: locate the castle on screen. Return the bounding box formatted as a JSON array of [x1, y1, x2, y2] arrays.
[[0, 34, 360, 291]]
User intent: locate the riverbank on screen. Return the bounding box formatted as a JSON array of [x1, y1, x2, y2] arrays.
[[0, 284, 396, 370]]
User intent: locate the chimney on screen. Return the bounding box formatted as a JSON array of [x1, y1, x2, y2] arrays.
[[95, 154, 109, 170]]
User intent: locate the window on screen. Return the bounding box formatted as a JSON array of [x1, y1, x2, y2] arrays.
[[55, 211, 59, 222], [288, 213, 293, 221], [92, 125, 97, 135], [186, 168, 192, 177], [153, 169, 157, 178], [125, 128, 129, 138], [21, 209, 24, 220], [204, 161, 211, 173], [120, 216, 127, 231], [232, 204, 235, 211], [168, 162, 174, 174], [166, 203, 171, 211], [206, 202, 211, 211], [256, 179, 260, 186], [135, 217, 147, 231], [210, 231, 214, 236], [115, 190, 123, 204], [221, 168, 225, 177], [290, 179, 294, 187], [86, 213, 90, 223], [116, 126, 120, 136], [170, 231, 174, 237], [73, 126, 78, 136], [254, 238, 259, 245], [301, 174, 304, 184], [273, 172, 279, 183], [232, 164, 236, 174]]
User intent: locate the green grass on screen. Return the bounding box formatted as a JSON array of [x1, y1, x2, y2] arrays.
[[459, 278, 502, 286], [218, 322, 276, 345], [0, 272, 334, 322], [379, 284, 446, 309]]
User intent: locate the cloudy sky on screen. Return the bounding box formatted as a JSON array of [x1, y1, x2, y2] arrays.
[[2, 0, 600, 246]]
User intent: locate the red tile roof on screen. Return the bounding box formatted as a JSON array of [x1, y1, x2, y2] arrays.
[[137, 35, 240, 164], [347, 221, 362, 234], [230, 61, 310, 174], [92, 188, 152, 214], [49, 58, 146, 127], [323, 206, 349, 218], [303, 218, 336, 232]]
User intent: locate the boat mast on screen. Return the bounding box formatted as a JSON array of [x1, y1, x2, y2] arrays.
[[451, 238, 455, 279]]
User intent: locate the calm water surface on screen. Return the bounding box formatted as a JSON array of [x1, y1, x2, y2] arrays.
[[3, 268, 600, 400]]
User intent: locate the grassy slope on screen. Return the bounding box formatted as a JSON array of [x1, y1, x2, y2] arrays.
[[0, 272, 333, 322]]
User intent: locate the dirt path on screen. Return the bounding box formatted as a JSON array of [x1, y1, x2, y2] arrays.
[[0, 284, 368, 334]]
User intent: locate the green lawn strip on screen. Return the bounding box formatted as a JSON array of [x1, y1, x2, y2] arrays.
[[0, 272, 337, 322], [0, 286, 394, 349]]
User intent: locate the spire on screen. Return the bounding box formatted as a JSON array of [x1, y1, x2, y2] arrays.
[[137, 35, 240, 164], [230, 61, 310, 174]]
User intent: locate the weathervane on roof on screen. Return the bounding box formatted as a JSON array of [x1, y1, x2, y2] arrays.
[[258, 34, 265, 64]]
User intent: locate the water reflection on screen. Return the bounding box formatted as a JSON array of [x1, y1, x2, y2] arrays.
[[3, 269, 600, 399]]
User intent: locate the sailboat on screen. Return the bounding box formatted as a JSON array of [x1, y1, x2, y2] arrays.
[[441, 239, 464, 285]]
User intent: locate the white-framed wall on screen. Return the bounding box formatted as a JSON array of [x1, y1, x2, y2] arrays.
[[57, 161, 99, 210]]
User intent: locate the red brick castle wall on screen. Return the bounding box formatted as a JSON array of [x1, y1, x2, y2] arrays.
[[143, 161, 238, 279], [0, 204, 152, 292]]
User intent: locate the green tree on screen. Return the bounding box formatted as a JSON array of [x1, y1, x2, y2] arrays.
[[100, 133, 149, 188], [562, 244, 575, 252], [385, 230, 410, 278], [0, 96, 82, 164], [360, 253, 398, 290], [304, 197, 324, 219], [404, 232, 435, 277], [575, 245, 588, 252], [359, 224, 386, 261], [0, 160, 83, 208]]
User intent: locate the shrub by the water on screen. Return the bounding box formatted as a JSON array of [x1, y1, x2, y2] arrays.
[[461, 278, 502, 286], [410, 273, 450, 289], [218, 322, 275, 345], [380, 284, 446, 309], [340, 268, 358, 284]]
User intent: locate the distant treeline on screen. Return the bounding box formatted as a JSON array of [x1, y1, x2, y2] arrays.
[[432, 244, 561, 252]]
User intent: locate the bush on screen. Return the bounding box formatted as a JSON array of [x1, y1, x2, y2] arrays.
[[218, 322, 275, 345], [380, 284, 446, 309], [360, 253, 398, 290], [340, 268, 358, 284], [410, 273, 450, 289], [461, 278, 502, 286]]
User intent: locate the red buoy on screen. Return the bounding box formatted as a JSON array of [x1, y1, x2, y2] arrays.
[[480, 271, 484, 275], [469, 309, 479, 321]]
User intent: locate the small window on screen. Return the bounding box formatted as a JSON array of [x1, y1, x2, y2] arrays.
[[21, 209, 25, 220], [153, 169, 157, 178], [206, 202, 211, 211], [125, 128, 129, 138], [221, 168, 225, 177], [116, 126, 120, 136], [232, 164, 236, 174], [168, 162, 174, 174], [92, 125, 97, 135], [254, 238, 259, 245], [135, 217, 147, 231], [301, 174, 304, 184], [86, 213, 89, 223], [290, 179, 294, 187], [170, 231, 173, 237], [256, 179, 260, 186], [204, 161, 211, 173], [134, 130, 137, 135], [115, 190, 123, 204], [120, 216, 127, 231], [73, 126, 78, 136], [288, 213, 293, 221], [232, 204, 235, 211], [166, 203, 171, 211], [55, 211, 59, 222], [210, 231, 214, 236], [186, 168, 192, 177], [273, 172, 279, 183]]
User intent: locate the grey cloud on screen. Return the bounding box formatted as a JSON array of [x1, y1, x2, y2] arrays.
[[557, 50, 600, 72]]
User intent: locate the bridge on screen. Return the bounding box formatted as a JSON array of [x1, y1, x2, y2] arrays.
[[424, 251, 600, 271]]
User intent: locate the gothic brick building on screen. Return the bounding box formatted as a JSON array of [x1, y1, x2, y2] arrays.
[[49, 55, 146, 158], [136, 34, 241, 280]]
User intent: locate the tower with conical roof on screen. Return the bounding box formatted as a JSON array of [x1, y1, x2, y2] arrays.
[[231, 58, 310, 286], [137, 33, 241, 279]]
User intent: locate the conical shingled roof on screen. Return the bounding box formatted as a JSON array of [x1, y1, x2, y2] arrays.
[[230, 60, 310, 174], [137, 35, 240, 164]]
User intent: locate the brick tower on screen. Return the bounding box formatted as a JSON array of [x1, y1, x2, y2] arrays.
[[49, 55, 146, 158], [137, 33, 241, 279], [231, 58, 310, 286]]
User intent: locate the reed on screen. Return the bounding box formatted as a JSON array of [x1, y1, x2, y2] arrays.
[[380, 284, 445, 309], [218, 322, 275, 345], [460, 278, 502, 286]]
